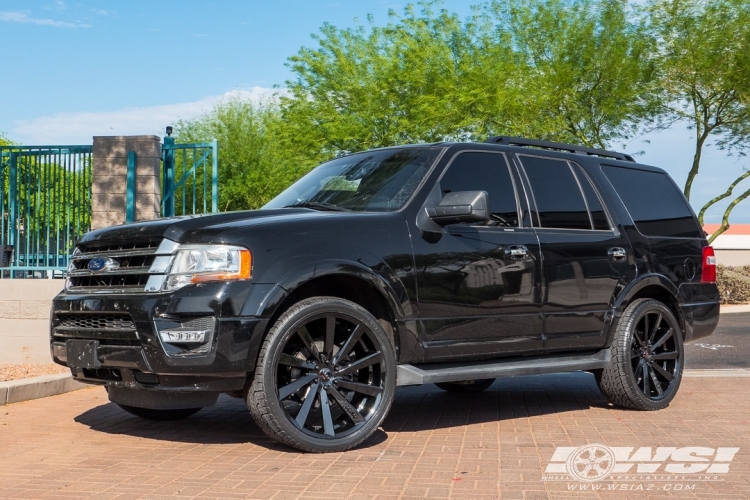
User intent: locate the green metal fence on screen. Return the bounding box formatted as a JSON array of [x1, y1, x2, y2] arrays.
[[0, 145, 92, 278], [161, 137, 218, 217], [0, 137, 218, 278]]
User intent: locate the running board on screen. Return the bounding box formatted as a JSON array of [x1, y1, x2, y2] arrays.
[[396, 349, 611, 386]]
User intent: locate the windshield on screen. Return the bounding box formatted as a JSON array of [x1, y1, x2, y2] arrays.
[[263, 147, 441, 212]]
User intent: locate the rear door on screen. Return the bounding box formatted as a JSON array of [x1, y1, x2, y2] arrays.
[[513, 153, 635, 351]]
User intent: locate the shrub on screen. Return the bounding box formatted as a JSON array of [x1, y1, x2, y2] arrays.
[[716, 265, 750, 304]]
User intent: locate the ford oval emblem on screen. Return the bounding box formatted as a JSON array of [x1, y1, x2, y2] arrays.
[[88, 257, 118, 272]]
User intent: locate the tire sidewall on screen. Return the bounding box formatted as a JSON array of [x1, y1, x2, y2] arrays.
[[256, 297, 396, 452]]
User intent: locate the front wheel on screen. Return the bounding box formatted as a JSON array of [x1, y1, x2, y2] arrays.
[[248, 297, 396, 453], [597, 299, 684, 410]]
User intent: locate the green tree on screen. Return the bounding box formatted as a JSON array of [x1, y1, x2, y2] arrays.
[[489, 0, 658, 148], [648, 0, 750, 241], [174, 96, 311, 210], [282, 0, 657, 155]]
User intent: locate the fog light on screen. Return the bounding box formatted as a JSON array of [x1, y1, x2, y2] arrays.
[[159, 329, 207, 344], [154, 317, 217, 358], [157, 317, 215, 345]]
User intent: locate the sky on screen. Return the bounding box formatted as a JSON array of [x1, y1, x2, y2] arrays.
[[0, 0, 748, 223]]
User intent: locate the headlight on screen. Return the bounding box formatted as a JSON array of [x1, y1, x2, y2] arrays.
[[164, 244, 252, 291]]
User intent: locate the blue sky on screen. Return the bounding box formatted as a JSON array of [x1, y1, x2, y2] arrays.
[[1, 0, 748, 223]]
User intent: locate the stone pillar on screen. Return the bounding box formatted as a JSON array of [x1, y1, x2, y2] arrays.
[[91, 136, 162, 230]]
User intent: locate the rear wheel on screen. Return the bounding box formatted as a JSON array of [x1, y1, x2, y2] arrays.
[[248, 297, 396, 453], [435, 379, 495, 393], [598, 299, 684, 410], [117, 405, 202, 420]]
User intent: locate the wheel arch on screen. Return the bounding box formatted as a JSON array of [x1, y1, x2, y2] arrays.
[[608, 274, 686, 344], [248, 261, 408, 370]]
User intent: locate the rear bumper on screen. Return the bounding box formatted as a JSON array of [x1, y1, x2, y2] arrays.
[[680, 301, 720, 342]]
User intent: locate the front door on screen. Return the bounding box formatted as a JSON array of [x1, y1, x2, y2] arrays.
[[514, 153, 635, 351], [413, 150, 543, 361]]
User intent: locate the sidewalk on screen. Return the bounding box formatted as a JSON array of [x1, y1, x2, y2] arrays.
[[0, 372, 748, 500]]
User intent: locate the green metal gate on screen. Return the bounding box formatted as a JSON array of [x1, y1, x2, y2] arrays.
[[161, 137, 218, 217], [0, 145, 92, 277]]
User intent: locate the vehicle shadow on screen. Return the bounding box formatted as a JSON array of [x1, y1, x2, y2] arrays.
[[73, 372, 608, 449]]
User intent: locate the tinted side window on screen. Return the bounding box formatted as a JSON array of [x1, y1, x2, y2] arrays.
[[574, 165, 610, 230], [602, 165, 702, 238], [519, 155, 591, 230], [439, 152, 519, 226]]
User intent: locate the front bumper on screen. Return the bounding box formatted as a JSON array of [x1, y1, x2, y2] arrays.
[[50, 281, 274, 392]]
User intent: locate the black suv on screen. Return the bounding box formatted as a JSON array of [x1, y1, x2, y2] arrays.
[[51, 136, 720, 452]]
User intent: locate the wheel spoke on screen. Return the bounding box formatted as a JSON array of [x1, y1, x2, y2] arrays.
[[335, 351, 383, 376], [651, 328, 673, 350], [295, 382, 320, 426], [633, 328, 646, 347], [651, 351, 678, 361], [318, 386, 335, 436], [332, 324, 363, 365], [633, 358, 645, 378], [335, 380, 384, 397], [648, 365, 664, 395], [297, 326, 321, 362], [649, 313, 662, 343], [650, 361, 675, 382], [642, 362, 650, 396], [278, 374, 317, 400], [279, 354, 316, 371], [324, 315, 336, 359], [326, 386, 365, 424]]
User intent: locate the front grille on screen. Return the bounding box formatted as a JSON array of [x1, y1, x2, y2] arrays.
[[66, 238, 175, 293], [78, 241, 159, 254], [69, 274, 151, 289], [57, 313, 135, 330], [70, 254, 156, 272]]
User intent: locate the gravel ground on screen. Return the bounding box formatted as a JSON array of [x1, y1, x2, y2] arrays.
[[0, 364, 69, 382]]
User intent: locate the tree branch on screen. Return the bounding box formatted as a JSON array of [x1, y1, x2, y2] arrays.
[[708, 186, 750, 244], [698, 169, 750, 225]]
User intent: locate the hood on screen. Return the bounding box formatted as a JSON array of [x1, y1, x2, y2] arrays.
[[78, 208, 324, 245]]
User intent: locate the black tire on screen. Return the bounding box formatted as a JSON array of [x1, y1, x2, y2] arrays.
[[117, 404, 202, 420], [435, 379, 495, 393], [247, 297, 397, 453], [598, 299, 684, 410]]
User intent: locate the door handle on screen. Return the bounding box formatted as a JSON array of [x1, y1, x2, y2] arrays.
[[608, 247, 627, 261], [505, 245, 529, 260]]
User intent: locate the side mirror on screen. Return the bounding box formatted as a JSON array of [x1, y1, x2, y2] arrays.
[[425, 191, 489, 226]]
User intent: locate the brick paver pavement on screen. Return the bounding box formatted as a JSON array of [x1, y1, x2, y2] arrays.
[[0, 373, 748, 500]]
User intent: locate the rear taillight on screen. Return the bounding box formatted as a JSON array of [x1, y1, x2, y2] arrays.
[[701, 246, 716, 283]]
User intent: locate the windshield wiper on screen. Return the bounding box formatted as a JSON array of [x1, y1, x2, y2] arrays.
[[283, 202, 351, 212]]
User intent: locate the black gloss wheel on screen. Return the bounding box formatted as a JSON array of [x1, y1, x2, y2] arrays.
[[629, 309, 680, 400], [248, 297, 396, 452], [598, 298, 684, 410]]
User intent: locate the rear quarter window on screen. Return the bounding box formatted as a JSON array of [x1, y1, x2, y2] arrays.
[[602, 165, 702, 238]]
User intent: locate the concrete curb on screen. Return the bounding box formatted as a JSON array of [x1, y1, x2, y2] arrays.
[[683, 369, 750, 377], [720, 304, 750, 314], [0, 373, 86, 406]]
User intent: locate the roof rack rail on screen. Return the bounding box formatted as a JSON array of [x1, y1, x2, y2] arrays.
[[485, 136, 635, 162]]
